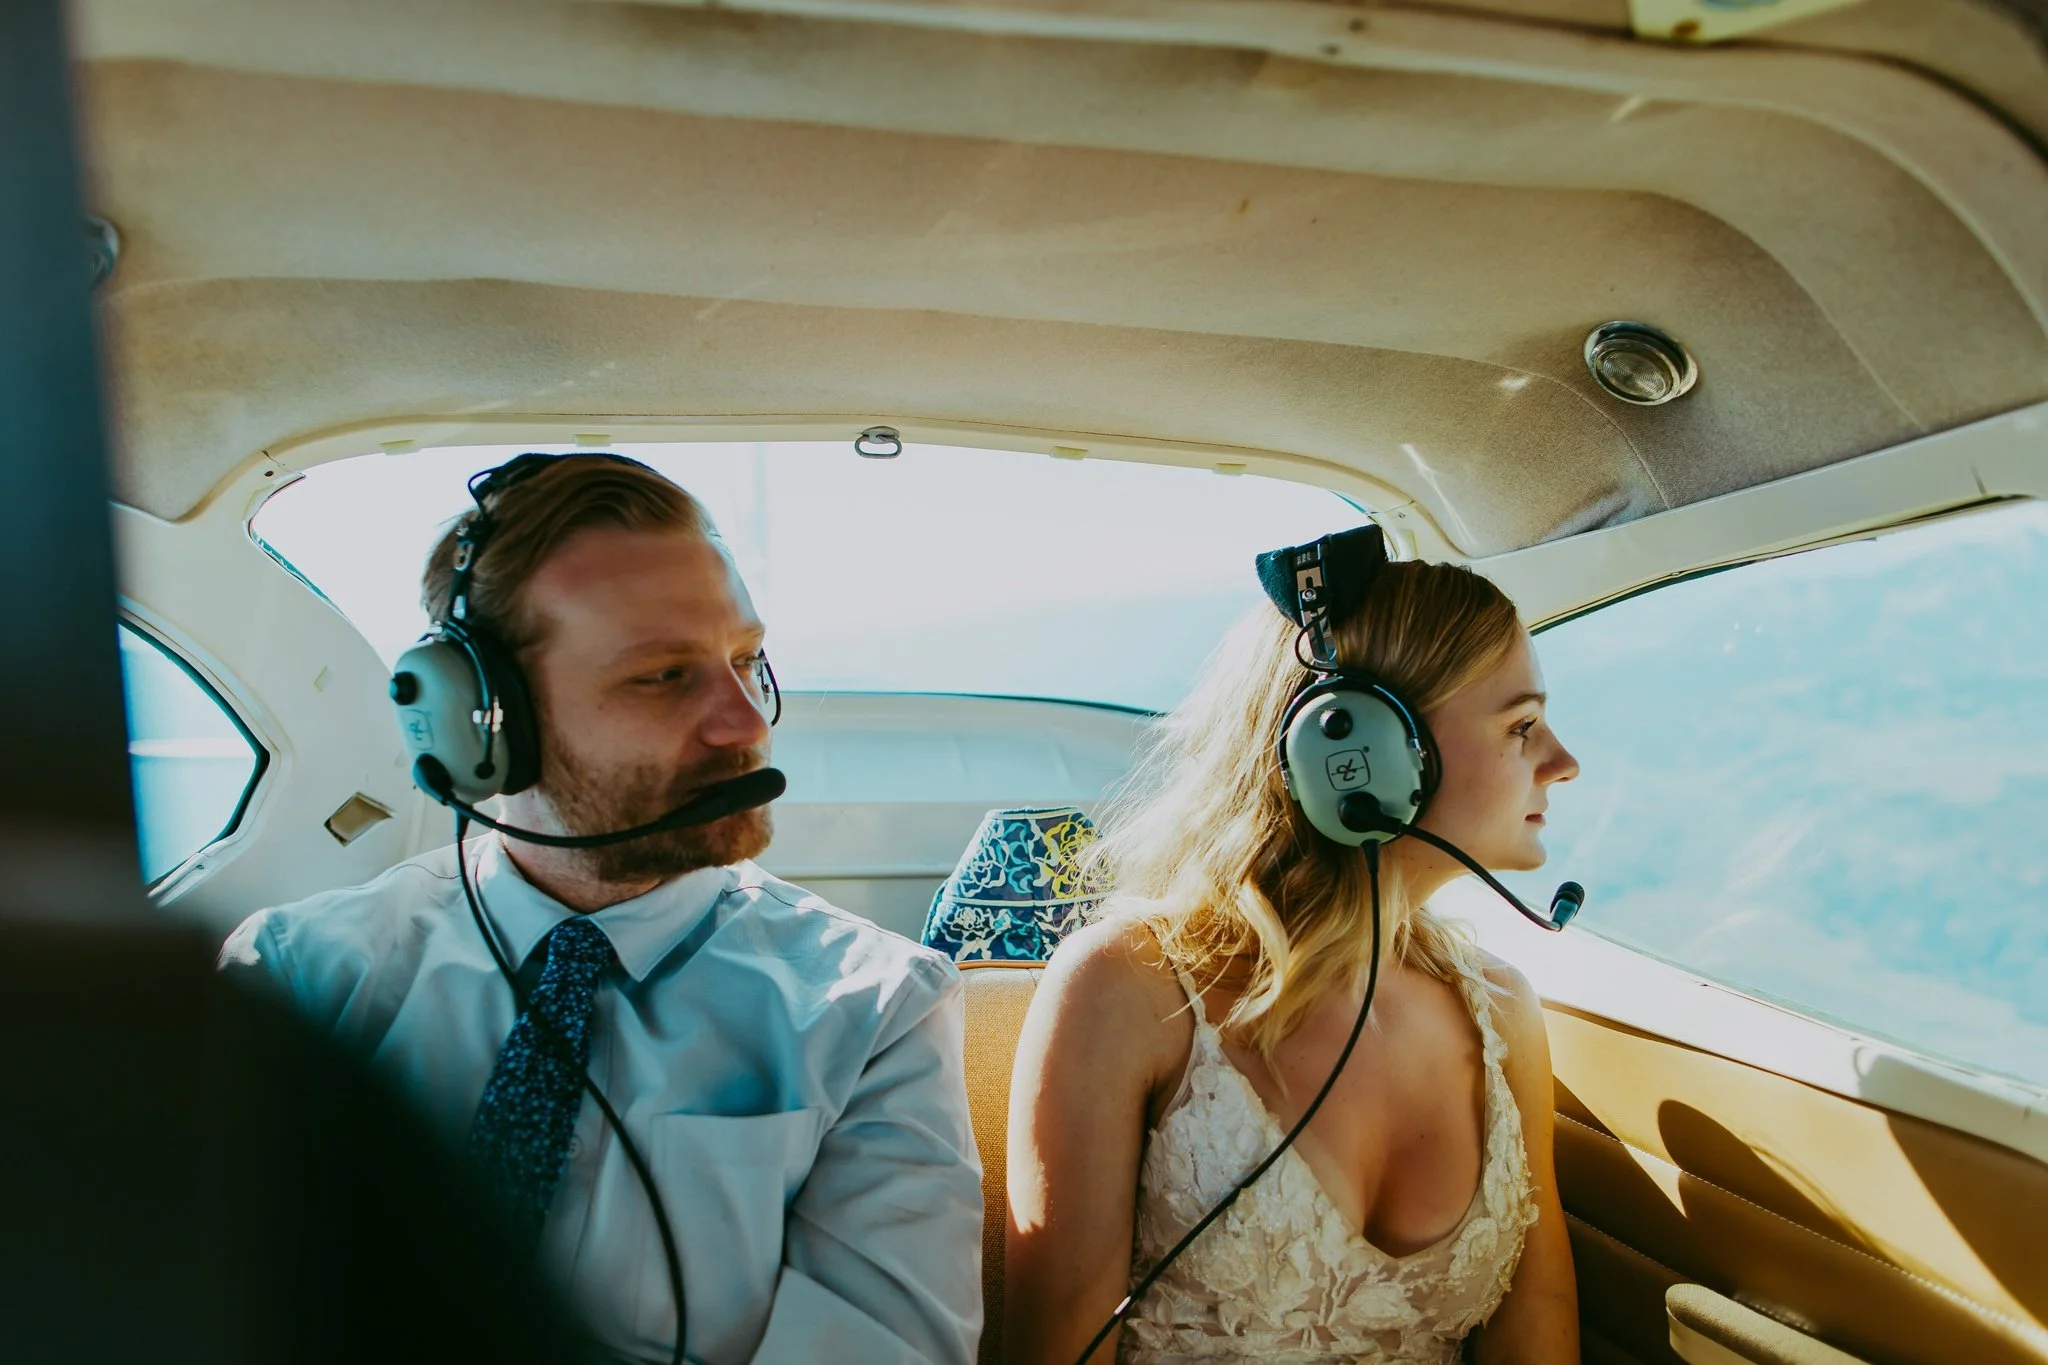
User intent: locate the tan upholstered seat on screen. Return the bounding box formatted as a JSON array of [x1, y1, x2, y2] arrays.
[[961, 962, 1044, 1365]]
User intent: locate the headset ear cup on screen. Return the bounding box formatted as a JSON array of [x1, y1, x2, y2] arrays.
[[459, 623, 542, 796], [1276, 673, 1432, 845], [391, 635, 491, 802], [1409, 707, 1442, 817]]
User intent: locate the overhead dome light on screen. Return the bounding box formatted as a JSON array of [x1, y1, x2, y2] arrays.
[[1583, 321, 1698, 406]]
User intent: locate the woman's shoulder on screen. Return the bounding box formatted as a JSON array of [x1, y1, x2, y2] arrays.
[[1035, 915, 1199, 1059], [1044, 915, 1189, 1010], [1471, 949, 1553, 1093], [1472, 948, 1537, 1007]]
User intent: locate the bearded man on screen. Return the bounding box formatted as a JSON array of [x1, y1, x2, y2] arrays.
[[219, 454, 982, 1365]]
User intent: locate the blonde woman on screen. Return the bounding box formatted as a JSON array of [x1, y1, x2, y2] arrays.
[[1005, 549, 1580, 1364]]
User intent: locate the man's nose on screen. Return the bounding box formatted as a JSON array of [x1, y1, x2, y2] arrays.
[[701, 665, 773, 749]]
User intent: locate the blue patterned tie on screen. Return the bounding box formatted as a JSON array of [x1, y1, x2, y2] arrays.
[[468, 916, 616, 1242]]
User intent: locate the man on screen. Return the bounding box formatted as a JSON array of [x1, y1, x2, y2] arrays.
[[220, 454, 983, 1364]]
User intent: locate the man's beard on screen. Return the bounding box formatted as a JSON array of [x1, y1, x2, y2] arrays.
[[536, 735, 773, 885]]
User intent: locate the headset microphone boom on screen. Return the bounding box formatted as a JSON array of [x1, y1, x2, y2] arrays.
[[410, 756, 786, 850]]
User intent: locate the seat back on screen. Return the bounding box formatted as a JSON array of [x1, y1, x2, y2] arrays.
[[960, 961, 1044, 1364]]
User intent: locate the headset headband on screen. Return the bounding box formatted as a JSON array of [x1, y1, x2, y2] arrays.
[[1254, 524, 1390, 668], [445, 452, 658, 624]]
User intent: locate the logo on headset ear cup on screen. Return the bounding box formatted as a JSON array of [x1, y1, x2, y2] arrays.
[[1278, 675, 1432, 847], [1323, 749, 1371, 790]]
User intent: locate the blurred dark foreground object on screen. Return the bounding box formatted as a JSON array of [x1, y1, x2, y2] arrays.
[[0, 2, 588, 1356], [0, 915, 597, 1365]]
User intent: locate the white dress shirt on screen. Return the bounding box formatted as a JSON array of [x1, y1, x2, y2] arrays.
[[219, 839, 983, 1365]]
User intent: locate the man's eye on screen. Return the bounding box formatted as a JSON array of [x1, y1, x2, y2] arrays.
[[639, 667, 688, 687]]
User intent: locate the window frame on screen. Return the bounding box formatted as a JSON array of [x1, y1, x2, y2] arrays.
[[119, 612, 273, 892], [1517, 493, 2048, 1089], [1528, 495, 2025, 635]]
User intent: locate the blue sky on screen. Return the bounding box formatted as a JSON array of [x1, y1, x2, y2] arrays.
[[1505, 501, 2048, 1090]]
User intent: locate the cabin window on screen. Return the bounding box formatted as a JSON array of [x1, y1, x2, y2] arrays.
[[1512, 499, 2048, 1090], [251, 441, 1366, 713], [120, 622, 267, 885]]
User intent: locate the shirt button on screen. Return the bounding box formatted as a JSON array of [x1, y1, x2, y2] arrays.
[[566, 1135, 584, 1160]]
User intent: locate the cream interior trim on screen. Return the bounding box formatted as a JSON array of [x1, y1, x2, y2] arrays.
[[114, 459, 418, 934], [1467, 404, 2048, 1169], [1769, 1, 2048, 151], [1454, 883, 2048, 1168], [1668, 1282, 1875, 1365], [1479, 400, 2048, 623]]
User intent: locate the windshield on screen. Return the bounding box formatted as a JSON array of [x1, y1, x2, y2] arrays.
[[251, 440, 1366, 713]]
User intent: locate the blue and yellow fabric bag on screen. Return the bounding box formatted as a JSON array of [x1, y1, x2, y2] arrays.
[[921, 806, 1107, 963]]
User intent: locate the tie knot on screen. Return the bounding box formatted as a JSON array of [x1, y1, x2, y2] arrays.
[[542, 916, 614, 983]]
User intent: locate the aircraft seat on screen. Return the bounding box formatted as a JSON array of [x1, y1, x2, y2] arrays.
[[960, 960, 1043, 1364]]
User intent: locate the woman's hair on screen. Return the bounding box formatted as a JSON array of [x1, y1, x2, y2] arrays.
[[1089, 558, 1522, 1058]]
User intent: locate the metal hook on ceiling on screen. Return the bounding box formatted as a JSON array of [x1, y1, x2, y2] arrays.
[[855, 426, 903, 459]]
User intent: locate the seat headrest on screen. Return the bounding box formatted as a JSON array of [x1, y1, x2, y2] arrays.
[[923, 806, 1107, 963]]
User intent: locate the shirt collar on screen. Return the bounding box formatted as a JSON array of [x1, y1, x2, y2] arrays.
[[472, 839, 736, 982]]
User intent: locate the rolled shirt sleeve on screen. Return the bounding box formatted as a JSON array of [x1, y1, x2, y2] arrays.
[[755, 971, 983, 1365]]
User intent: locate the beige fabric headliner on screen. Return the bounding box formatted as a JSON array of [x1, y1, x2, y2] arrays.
[[1394, 1, 2048, 148], [76, 0, 2048, 554]]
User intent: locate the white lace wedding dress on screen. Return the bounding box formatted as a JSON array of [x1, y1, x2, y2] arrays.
[[1120, 958, 1539, 1363]]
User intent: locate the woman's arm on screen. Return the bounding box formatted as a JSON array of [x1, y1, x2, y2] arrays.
[[1471, 962, 1580, 1365], [1004, 920, 1191, 1365]]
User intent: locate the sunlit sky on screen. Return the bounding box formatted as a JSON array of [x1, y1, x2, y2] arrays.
[[1503, 500, 2048, 1090], [253, 442, 1365, 712]]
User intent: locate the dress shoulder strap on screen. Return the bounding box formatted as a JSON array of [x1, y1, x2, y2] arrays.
[[1169, 965, 1210, 1029], [1447, 948, 1511, 1076]]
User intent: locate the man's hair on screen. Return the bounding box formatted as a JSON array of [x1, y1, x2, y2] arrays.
[[421, 455, 717, 651]]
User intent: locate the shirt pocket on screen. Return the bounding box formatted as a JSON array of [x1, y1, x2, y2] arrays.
[[640, 1108, 825, 1364]]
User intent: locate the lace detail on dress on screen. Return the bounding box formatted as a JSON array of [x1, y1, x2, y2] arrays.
[[1121, 953, 1539, 1364]]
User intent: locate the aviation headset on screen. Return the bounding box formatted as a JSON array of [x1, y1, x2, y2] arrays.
[[1258, 524, 1584, 923], [1264, 524, 1437, 845], [387, 452, 791, 1365], [1071, 524, 1583, 1364]]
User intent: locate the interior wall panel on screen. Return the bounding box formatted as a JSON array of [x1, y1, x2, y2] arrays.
[[1547, 1007, 2048, 1365]]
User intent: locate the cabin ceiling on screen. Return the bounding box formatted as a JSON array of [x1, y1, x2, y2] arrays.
[[73, 0, 2048, 556]]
